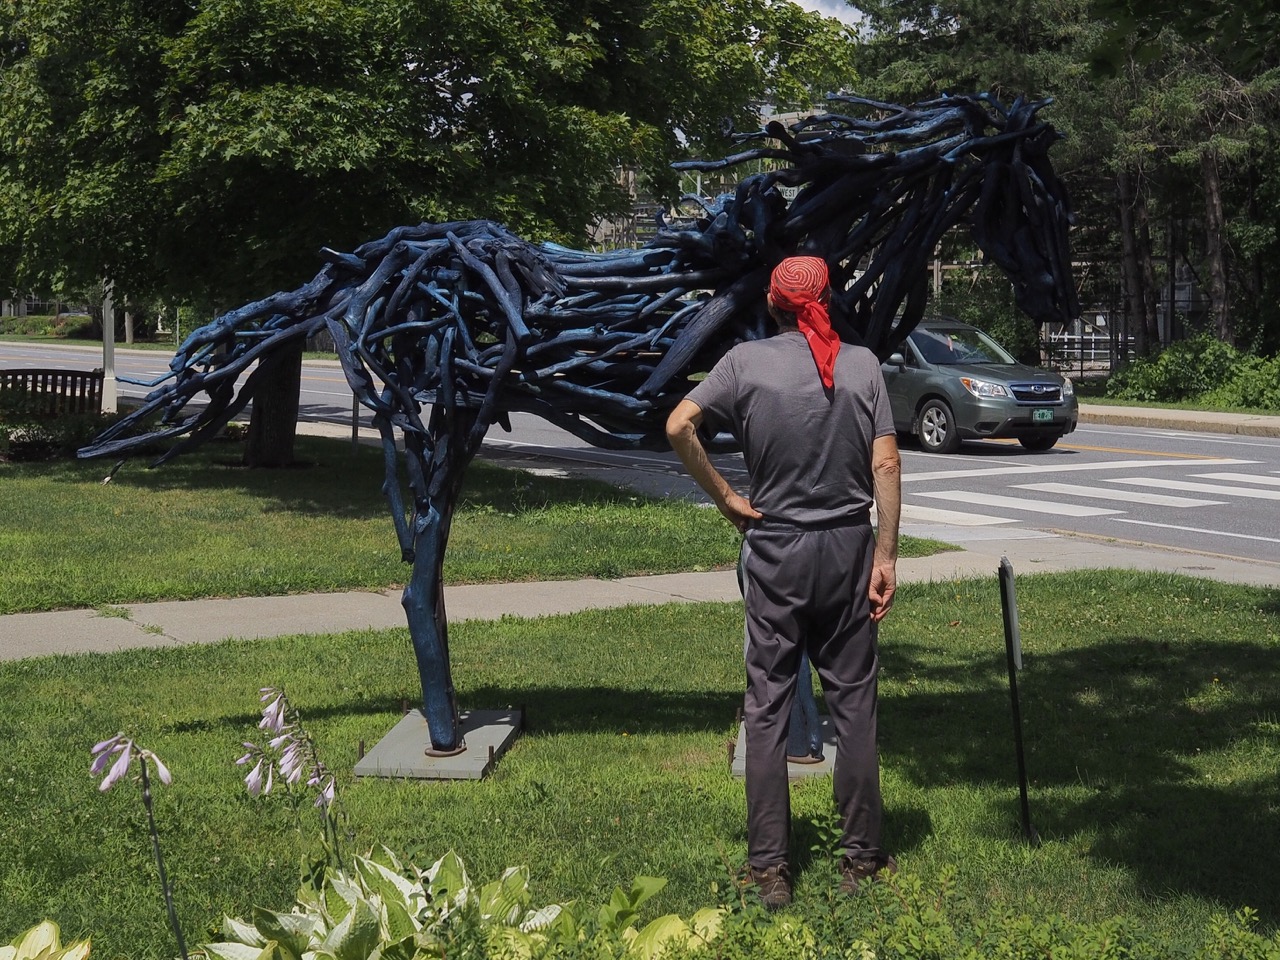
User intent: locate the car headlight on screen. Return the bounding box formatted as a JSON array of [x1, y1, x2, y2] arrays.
[[959, 377, 1011, 399], [1062, 377, 1075, 397]]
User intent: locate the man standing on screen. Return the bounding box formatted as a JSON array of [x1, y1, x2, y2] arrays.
[[665, 256, 902, 909]]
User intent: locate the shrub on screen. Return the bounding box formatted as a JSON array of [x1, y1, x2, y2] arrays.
[[0, 314, 95, 339], [1107, 334, 1243, 402], [0, 395, 116, 461], [1201, 352, 1280, 410], [11, 863, 1280, 960]]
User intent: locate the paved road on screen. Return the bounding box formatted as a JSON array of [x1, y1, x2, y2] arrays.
[[6, 340, 1280, 565]]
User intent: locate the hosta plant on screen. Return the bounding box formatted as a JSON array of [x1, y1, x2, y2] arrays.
[[0, 922, 91, 960], [203, 848, 722, 960]]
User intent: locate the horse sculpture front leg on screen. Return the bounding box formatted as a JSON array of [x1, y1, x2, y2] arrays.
[[403, 496, 463, 754]]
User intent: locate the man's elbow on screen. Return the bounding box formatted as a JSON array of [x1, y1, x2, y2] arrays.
[[665, 413, 687, 447], [872, 453, 902, 481], [666, 402, 700, 447]]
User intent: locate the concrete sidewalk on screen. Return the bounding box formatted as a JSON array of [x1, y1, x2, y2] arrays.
[[3, 525, 1275, 662], [1, 403, 1277, 661]]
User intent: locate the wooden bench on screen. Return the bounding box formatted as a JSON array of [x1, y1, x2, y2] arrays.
[[0, 367, 104, 416]]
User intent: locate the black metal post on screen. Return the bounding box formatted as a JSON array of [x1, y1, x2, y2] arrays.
[[998, 557, 1040, 845]]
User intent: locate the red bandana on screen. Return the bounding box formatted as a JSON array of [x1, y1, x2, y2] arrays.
[[769, 257, 840, 389]]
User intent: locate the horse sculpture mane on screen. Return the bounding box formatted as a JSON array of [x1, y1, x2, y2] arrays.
[[81, 92, 1079, 753]]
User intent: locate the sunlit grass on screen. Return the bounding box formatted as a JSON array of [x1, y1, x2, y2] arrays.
[[2, 572, 1276, 956], [0, 435, 951, 614]]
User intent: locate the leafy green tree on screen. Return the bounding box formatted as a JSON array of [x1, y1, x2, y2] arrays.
[[1, 0, 857, 464], [1089, 0, 1279, 78], [846, 0, 1280, 358], [1, 0, 857, 307]]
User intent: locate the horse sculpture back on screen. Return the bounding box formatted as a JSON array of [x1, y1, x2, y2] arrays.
[[82, 92, 1079, 752]]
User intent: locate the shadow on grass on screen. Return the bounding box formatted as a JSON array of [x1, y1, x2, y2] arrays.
[[29, 436, 665, 522], [462, 683, 744, 736], [881, 633, 1280, 919]]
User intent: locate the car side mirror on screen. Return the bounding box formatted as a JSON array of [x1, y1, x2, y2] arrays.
[[887, 352, 906, 368]]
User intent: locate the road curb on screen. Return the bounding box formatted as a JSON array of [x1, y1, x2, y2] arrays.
[[1078, 407, 1280, 438]]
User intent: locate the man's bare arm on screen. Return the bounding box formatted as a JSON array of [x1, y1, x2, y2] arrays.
[[665, 398, 762, 533], [869, 433, 902, 621]]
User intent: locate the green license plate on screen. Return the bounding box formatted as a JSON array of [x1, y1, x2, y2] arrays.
[[1032, 408, 1054, 423]]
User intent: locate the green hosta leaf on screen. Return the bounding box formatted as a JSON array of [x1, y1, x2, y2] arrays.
[[519, 903, 570, 936], [354, 855, 427, 921], [688, 908, 724, 944], [478, 866, 532, 926], [251, 908, 317, 959], [597, 886, 633, 932], [201, 943, 276, 960], [627, 915, 691, 960], [486, 926, 538, 960], [424, 851, 471, 912], [7, 922, 58, 960], [372, 934, 418, 960], [597, 876, 666, 932], [322, 872, 363, 925], [0, 922, 91, 960], [319, 898, 380, 960], [221, 916, 267, 947], [376, 896, 416, 945]]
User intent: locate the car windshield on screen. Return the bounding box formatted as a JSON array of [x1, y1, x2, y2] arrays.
[[909, 327, 1016, 365]]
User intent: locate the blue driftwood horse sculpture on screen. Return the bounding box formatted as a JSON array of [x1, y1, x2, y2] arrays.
[[81, 92, 1079, 755]]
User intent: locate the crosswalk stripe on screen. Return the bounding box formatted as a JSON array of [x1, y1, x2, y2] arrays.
[[1113, 519, 1280, 545], [916, 490, 1123, 517], [1105, 478, 1280, 501], [1192, 472, 1280, 487], [901, 457, 1255, 483], [1011, 482, 1222, 508], [899, 503, 1016, 526]]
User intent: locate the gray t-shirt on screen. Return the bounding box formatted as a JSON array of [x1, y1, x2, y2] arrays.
[[686, 331, 894, 525]]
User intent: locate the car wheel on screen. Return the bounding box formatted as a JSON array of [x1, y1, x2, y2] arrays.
[[1018, 433, 1059, 452], [916, 399, 961, 453]]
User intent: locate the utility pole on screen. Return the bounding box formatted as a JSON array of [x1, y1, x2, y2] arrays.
[[101, 281, 117, 413]]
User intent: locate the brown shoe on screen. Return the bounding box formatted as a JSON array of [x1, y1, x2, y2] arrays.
[[744, 862, 793, 910], [839, 854, 898, 895]]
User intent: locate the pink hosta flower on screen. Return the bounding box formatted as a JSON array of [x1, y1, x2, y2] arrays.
[[242, 686, 335, 813], [100, 739, 133, 791], [244, 758, 268, 797], [258, 694, 287, 733], [278, 740, 306, 784], [148, 751, 173, 786], [313, 776, 335, 810], [91, 736, 172, 790], [90, 735, 126, 776]]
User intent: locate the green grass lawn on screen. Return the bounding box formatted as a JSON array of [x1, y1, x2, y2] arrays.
[[0, 435, 951, 614], [2, 571, 1277, 956]]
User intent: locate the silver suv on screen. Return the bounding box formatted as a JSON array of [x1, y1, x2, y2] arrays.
[[881, 319, 1077, 453]]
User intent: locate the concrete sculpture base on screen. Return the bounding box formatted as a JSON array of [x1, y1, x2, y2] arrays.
[[354, 708, 522, 780]]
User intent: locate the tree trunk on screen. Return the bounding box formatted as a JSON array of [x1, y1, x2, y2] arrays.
[[1202, 151, 1232, 344], [1116, 170, 1151, 358], [1134, 181, 1160, 352], [243, 339, 302, 467]]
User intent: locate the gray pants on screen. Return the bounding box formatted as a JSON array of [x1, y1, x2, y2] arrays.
[[741, 519, 883, 867]]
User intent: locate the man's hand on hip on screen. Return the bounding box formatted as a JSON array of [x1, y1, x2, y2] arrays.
[[718, 492, 763, 534]]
